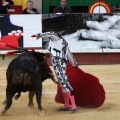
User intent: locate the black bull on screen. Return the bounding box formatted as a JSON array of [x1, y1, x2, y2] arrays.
[[2, 51, 57, 115]]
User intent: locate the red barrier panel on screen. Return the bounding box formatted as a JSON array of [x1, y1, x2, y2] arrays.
[[7, 5, 22, 14]]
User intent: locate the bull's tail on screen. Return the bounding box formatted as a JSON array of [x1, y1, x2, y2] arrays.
[[12, 70, 31, 85]]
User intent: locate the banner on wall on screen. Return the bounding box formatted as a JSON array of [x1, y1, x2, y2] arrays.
[[1, 14, 120, 51], [42, 14, 120, 50], [0, 15, 42, 49], [88, 0, 111, 14]]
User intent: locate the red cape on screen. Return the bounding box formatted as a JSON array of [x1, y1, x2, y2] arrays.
[[55, 63, 105, 108]]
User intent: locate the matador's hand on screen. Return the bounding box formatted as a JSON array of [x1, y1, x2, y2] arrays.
[[31, 34, 40, 40], [74, 63, 78, 67]]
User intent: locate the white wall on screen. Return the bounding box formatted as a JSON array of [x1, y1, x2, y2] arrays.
[[33, 0, 42, 14]]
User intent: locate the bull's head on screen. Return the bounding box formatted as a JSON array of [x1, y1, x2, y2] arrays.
[[32, 51, 58, 84]]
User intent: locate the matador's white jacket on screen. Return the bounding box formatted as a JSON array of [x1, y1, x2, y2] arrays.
[[38, 32, 78, 93], [38, 32, 78, 66]]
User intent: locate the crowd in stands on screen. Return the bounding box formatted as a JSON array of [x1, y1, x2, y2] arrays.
[[0, 0, 71, 14], [0, 0, 120, 14], [0, 0, 40, 14]]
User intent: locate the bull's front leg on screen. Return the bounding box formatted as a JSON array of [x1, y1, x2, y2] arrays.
[[28, 91, 35, 108], [35, 87, 44, 116]]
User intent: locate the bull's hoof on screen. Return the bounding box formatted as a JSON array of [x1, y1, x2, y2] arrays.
[[1, 109, 6, 115], [55, 81, 59, 84], [38, 110, 44, 116], [14, 95, 19, 100], [28, 103, 34, 108], [71, 107, 78, 114], [52, 78, 59, 84]]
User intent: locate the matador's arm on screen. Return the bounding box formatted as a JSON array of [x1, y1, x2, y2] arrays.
[[66, 48, 78, 67], [37, 32, 59, 40]]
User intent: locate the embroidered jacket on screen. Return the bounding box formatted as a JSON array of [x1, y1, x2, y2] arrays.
[[38, 32, 78, 66]]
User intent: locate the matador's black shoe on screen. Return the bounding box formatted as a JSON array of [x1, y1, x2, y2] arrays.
[[57, 107, 70, 111], [71, 107, 78, 113]]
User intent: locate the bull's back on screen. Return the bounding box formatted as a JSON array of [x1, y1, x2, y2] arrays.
[[6, 52, 40, 85]]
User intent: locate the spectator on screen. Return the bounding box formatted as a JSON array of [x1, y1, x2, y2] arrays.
[[53, 0, 72, 14], [0, 0, 14, 14], [5, 0, 14, 5], [22, 0, 39, 14]]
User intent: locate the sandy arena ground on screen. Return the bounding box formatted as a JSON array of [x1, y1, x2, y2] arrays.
[[0, 57, 120, 120]]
